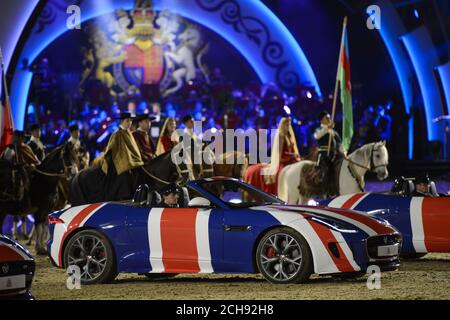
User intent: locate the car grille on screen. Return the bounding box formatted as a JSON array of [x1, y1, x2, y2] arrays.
[[366, 234, 402, 260]]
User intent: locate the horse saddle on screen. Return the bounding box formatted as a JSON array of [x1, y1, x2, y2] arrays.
[[298, 159, 342, 199]]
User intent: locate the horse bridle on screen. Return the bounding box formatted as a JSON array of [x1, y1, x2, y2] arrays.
[[34, 147, 78, 178], [368, 143, 389, 171], [346, 143, 388, 192], [347, 143, 388, 172]]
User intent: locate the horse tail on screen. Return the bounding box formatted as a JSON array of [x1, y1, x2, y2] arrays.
[[277, 167, 288, 202]]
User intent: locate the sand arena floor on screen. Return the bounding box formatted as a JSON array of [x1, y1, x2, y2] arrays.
[[26, 245, 450, 300]]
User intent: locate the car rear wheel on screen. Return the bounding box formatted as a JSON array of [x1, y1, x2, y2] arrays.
[[63, 229, 117, 284], [256, 227, 313, 284]]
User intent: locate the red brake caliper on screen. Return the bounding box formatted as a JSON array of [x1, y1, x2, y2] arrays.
[[266, 246, 276, 258]]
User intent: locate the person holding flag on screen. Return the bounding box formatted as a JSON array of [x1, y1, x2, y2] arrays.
[[314, 110, 346, 183], [314, 16, 353, 195]]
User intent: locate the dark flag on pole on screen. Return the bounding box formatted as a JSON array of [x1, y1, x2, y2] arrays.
[[0, 48, 14, 154]]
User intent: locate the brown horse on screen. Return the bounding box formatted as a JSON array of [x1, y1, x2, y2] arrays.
[[29, 143, 80, 253]]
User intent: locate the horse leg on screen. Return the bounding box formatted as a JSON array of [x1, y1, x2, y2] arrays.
[[27, 223, 35, 246], [287, 188, 300, 205], [34, 209, 49, 255], [298, 195, 310, 205], [12, 216, 19, 239], [21, 215, 29, 240], [0, 211, 5, 235]]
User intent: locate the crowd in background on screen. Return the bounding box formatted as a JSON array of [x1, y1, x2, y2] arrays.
[[24, 77, 394, 161]]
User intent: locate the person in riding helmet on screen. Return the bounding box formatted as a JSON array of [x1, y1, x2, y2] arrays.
[[412, 173, 433, 197], [159, 183, 181, 208], [100, 112, 144, 176]]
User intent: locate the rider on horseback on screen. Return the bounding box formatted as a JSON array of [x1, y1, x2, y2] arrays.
[[1, 130, 39, 205], [68, 124, 90, 170], [100, 112, 144, 176], [314, 111, 347, 194], [28, 124, 46, 162]]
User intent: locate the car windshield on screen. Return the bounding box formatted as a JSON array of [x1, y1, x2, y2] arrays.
[[199, 180, 284, 207]]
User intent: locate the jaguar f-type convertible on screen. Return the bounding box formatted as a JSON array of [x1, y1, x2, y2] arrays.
[[48, 177, 401, 284]]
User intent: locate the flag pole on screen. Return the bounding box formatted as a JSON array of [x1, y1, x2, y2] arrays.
[[327, 16, 348, 156], [0, 47, 15, 131]]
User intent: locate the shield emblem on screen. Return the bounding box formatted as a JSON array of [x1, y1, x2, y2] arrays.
[[121, 43, 164, 86]]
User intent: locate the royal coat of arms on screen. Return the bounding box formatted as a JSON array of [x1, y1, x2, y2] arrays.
[[80, 0, 210, 98]]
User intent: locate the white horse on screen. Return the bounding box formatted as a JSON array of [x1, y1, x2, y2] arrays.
[[278, 141, 389, 204]]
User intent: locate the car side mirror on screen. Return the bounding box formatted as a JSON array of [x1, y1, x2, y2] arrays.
[[133, 184, 149, 206], [188, 197, 211, 208]]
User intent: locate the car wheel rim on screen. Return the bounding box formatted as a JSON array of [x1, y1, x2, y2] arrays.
[[260, 233, 303, 281], [67, 235, 107, 281]]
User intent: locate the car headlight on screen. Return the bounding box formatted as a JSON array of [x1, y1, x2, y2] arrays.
[[307, 199, 319, 206], [310, 216, 359, 233], [366, 210, 392, 227]]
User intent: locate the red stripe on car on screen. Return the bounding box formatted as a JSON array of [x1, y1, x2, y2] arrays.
[[0, 245, 24, 262], [422, 197, 450, 252], [307, 220, 356, 272], [341, 193, 366, 209], [160, 208, 200, 273]]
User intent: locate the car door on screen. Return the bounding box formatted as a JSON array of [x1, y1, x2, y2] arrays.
[[128, 204, 224, 274], [221, 208, 265, 273], [124, 204, 152, 272]]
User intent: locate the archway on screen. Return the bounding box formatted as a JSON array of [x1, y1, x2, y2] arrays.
[[10, 0, 321, 129]]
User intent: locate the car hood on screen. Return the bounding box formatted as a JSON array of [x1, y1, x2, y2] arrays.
[[252, 204, 398, 237], [0, 234, 34, 262]]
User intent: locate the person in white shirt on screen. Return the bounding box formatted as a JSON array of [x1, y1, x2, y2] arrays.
[[68, 124, 90, 169]]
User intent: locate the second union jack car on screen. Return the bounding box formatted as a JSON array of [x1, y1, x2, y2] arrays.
[[322, 192, 450, 257]]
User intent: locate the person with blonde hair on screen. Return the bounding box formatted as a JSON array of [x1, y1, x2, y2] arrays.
[[244, 117, 300, 195], [156, 117, 179, 155]]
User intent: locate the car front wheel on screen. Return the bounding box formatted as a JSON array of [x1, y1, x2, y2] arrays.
[[63, 229, 117, 284], [256, 227, 313, 284]]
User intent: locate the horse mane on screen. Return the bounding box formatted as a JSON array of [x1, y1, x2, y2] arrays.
[[349, 142, 375, 158], [348, 143, 377, 169]]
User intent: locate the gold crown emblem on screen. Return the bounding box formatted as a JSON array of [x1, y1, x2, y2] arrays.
[[128, 10, 154, 37]]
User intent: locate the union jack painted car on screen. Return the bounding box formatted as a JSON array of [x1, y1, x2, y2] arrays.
[[47, 177, 401, 284], [0, 234, 35, 299], [321, 192, 450, 256]]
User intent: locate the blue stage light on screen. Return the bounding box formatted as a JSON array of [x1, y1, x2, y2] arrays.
[[371, 0, 416, 159], [401, 27, 445, 144]]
